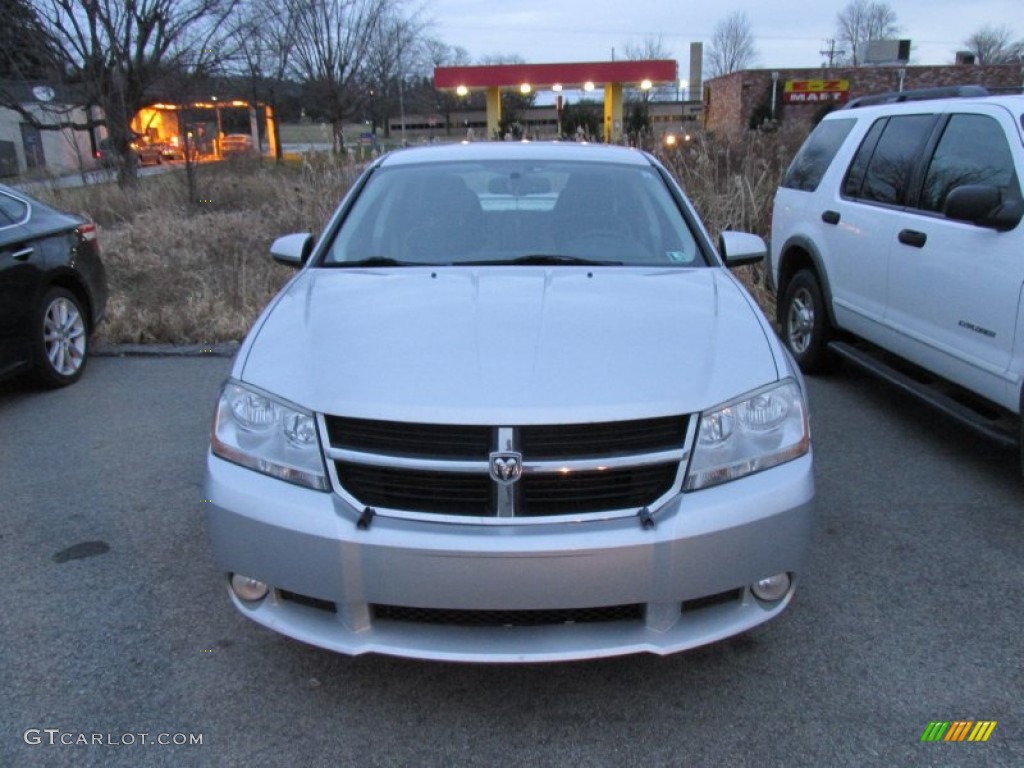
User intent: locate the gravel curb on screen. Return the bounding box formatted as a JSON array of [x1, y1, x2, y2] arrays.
[[94, 342, 241, 358]]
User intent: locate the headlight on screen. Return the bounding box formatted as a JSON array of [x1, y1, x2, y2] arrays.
[[684, 379, 809, 491], [211, 381, 329, 490]]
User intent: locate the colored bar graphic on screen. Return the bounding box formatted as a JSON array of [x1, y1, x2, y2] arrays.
[[921, 720, 997, 742], [969, 722, 997, 742], [945, 721, 972, 741]]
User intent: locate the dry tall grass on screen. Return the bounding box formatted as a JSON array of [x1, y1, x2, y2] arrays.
[[38, 156, 360, 344], [657, 124, 805, 314], [33, 133, 800, 345]]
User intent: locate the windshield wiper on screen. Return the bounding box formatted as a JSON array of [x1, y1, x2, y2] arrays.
[[460, 254, 623, 267], [332, 257, 441, 268]]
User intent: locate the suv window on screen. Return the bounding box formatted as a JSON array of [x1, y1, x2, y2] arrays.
[[843, 115, 936, 205], [919, 114, 1020, 213], [781, 118, 856, 192]]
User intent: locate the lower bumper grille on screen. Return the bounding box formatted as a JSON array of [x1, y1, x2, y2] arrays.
[[372, 603, 644, 627]]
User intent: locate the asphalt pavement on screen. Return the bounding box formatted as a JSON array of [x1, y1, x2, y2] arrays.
[[1, 356, 1021, 767]]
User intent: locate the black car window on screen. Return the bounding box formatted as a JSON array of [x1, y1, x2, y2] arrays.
[[781, 118, 856, 192], [919, 114, 1020, 213], [0, 192, 28, 226], [843, 114, 936, 205]]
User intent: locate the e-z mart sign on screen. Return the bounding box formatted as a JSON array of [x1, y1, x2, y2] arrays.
[[783, 80, 850, 104]]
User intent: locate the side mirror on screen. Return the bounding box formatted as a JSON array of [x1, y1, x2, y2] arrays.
[[944, 185, 1023, 232], [718, 231, 767, 267], [270, 233, 314, 267]]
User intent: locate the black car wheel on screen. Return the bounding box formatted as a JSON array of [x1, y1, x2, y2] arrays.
[[781, 269, 835, 373], [32, 287, 89, 387]]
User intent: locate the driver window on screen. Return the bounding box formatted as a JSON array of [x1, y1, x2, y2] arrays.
[[919, 114, 1020, 213]]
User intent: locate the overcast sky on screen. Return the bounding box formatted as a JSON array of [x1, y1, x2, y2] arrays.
[[424, 0, 1022, 78]]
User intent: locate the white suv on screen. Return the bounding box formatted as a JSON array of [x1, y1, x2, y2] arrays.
[[771, 87, 1024, 472]]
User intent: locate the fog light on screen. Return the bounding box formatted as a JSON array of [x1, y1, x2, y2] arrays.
[[231, 573, 269, 602], [751, 573, 791, 602]]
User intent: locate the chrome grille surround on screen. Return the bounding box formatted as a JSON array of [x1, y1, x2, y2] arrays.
[[321, 415, 695, 524]]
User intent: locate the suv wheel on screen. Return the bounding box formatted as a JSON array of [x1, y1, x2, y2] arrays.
[[32, 287, 90, 388], [781, 269, 835, 373]]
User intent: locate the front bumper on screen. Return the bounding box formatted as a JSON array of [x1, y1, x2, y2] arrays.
[[205, 451, 814, 662]]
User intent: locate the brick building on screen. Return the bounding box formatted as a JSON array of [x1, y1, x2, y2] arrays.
[[704, 63, 1023, 141]]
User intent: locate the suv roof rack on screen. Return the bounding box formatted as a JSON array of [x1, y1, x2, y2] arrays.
[[843, 85, 991, 109]]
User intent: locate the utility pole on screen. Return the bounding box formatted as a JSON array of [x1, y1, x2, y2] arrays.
[[820, 39, 845, 67]]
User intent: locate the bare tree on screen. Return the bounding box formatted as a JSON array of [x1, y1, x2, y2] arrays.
[[4, 0, 242, 185], [707, 12, 758, 78], [962, 24, 1024, 64], [417, 40, 474, 137], [624, 35, 672, 62], [233, 0, 299, 161], [286, 0, 394, 154], [0, 0, 61, 79], [362, 8, 428, 141], [835, 0, 900, 66]]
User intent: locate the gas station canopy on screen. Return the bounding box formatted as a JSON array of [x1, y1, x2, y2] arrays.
[[434, 60, 678, 142]]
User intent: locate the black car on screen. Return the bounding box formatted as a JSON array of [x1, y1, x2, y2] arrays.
[[0, 184, 107, 387]]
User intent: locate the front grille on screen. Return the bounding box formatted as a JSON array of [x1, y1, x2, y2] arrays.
[[372, 603, 644, 627], [325, 415, 690, 520], [278, 590, 337, 613], [681, 589, 743, 613]]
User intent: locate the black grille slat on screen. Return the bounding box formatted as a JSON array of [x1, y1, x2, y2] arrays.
[[278, 590, 337, 613], [681, 589, 743, 613], [337, 463, 492, 515], [520, 465, 678, 516], [372, 603, 644, 627], [520, 416, 688, 459], [325, 416, 491, 459]]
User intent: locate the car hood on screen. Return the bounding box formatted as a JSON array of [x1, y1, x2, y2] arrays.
[[238, 267, 780, 423]]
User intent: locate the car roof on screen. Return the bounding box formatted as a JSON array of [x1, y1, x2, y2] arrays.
[[828, 92, 1024, 121], [377, 141, 655, 168]]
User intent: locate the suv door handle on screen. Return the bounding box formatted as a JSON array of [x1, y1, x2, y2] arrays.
[[11, 246, 34, 261], [897, 229, 927, 248], [821, 210, 840, 225]]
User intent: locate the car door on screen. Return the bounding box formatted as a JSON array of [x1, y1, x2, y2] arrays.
[[0, 193, 42, 375], [826, 113, 939, 340], [884, 107, 1024, 410]]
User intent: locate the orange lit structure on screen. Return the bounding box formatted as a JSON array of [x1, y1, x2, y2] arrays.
[[130, 100, 276, 159]]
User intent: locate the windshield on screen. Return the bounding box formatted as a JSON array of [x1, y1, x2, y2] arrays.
[[321, 159, 704, 267]]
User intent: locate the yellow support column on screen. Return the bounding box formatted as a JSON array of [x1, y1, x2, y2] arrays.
[[485, 87, 502, 140], [264, 105, 277, 157], [603, 82, 623, 143]]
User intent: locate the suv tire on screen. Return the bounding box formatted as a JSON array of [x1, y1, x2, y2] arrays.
[[781, 269, 835, 373]]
